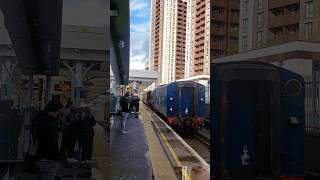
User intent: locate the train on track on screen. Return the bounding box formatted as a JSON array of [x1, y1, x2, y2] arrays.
[[211, 61, 305, 180], [142, 81, 206, 132]]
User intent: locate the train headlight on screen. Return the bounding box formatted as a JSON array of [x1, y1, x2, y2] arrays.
[[200, 98, 204, 101], [169, 97, 173, 101], [170, 108, 173, 111]]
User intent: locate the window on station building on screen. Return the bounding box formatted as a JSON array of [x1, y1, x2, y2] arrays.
[[242, 18, 248, 33], [305, 22, 313, 40], [243, 0, 249, 16], [242, 36, 248, 50], [305, 1, 314, 18], [257, 0, 263, 9], [257, 31, 262, 45], [257, 13, 263, 28]]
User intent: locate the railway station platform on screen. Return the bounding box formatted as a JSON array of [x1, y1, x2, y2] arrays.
[[108, 103, 210, 180], [108, 108, 176, 180]]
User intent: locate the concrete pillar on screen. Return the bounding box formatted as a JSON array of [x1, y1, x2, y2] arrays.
[[74, 62, 83, 107], [44, 75, 53, 106], [67, 61, 97, 107], [131, 81, 138, 95], [23, 74, 33, 152], [71, 78, 75, 103]]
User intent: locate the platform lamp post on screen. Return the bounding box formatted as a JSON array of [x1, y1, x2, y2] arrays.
[[44, 75, 53, 106], [74, 62, 83, 108]]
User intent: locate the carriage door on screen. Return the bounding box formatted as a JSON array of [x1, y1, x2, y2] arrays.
[[180, 86, 195, 117], [227, 80, 272, 179]]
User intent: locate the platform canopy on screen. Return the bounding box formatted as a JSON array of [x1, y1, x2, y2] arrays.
[[0, 0, 63, 75], [110, 0, 130, 85]]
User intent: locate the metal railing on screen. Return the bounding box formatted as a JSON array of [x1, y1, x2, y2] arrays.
[[305, 72, 320, 134]]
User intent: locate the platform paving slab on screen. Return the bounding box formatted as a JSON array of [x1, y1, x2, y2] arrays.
[[108, 114, 153, 180]]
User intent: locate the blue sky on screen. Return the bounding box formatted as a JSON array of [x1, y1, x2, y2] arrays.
[[130, 0, 151, 70]]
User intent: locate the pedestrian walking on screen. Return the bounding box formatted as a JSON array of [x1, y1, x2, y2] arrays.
[[35, 100, 64, 180], [120, 93, 130, 134], [78, 107, 96, 162]]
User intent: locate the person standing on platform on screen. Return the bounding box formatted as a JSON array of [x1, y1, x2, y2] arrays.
[[59, 100, 74, 161], [78, 107, 96, 162], [120, 92, 130, 134], [134, 95, 140, 112], [129, 94, 135, 113], [61, 105, 78, 163], [35, 100, 64, 180], [65, 108, 80, 162]]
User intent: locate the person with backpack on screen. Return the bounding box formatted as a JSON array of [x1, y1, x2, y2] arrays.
[[78, 107, 96, 162], [119, 92, 130, 134], [35, 99, 64, 180]]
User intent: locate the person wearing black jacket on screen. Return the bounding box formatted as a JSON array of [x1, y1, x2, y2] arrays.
[[134, 95, 140, 112], [36, 100, 64, 180], [129, 95, 135, 112], [59, 100, 78, 162], [120, 93, 130, 134], [78, 107, 96, 162]]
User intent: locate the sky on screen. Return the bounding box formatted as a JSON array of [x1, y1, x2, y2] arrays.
[[130, 0, 151, 70]]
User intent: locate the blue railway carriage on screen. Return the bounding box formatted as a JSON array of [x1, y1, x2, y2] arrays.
[[141, 91, 148, 105], [141, 91, 155, 109], [211, 61, 305, 180], [153, 81, 206, 130]]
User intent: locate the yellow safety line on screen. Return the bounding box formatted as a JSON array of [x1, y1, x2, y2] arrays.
[[144, 107, 192, 180]]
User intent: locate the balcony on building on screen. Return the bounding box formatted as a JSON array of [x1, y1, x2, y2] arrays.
[[268, 3, 300, 28], [267, 26, 299, 46], [229, 0, 240, 9], [269, 0, 300, 10], [211, 41, 225, 50], [212, 27, 226, 36], [211, 13, 225, 22], [212, 0, 227, 7], [196, 0, 206, 8]]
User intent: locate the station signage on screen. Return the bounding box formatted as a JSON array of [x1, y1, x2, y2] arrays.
[[54, 82, 71, 92]]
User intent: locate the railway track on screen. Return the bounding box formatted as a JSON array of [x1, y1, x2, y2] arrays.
[[194, 134, 210, 146], [141, 104, 210, 180], [183, 134, 210, 163]]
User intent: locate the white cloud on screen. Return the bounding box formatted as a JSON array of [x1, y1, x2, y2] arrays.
[[130, 22, 150, 70], [130, 31, 149, 70], [130, 60, 146, 70], [130, 23, 150, 33], [130, 0, 148, 11], [129, 0, 150, 70]]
